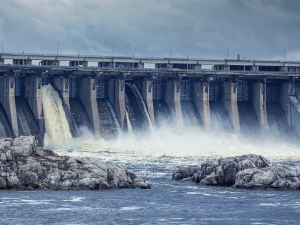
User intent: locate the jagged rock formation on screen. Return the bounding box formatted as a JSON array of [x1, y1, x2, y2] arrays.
[[0, 136, 151, 190], [172, 154, 300, 191]]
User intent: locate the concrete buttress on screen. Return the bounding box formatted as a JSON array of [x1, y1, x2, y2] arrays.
[[108, 79, 115, 106], [252, 82, 270, 134], [221, 81, 240, 133], [164, 79, 183, 126], [193, 81, 211, 131], [79, 78, 101, 137], [0, 75, 19, 137], [114, 79, 126, 130], [24, 76, 45, 137], [141, 79, 155, 127], [280, 82, 294, 125]]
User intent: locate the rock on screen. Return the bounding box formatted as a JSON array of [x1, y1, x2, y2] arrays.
[[172, 166, 201, 181], [172, 154, 300, 191], [235, 165, 300, 190], [0, 177, 7, 189], [132, 178, 151, 189], [34, 147, 58, 157], [0, 136, 151, 190]]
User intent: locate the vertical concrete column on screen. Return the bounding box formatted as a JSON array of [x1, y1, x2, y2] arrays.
[[221, 82, 240, 133], [164, 80, 183, 126], [69, 61, 88, 67], [13, 59, 32, 65], [24, 77, 45, 136], [141, 79, 155, 127], [108, 79, 115, 106], [114, 79, 126, 130], [0, 75, 19, 137], [138, 63, 144, 69], [252, 82, 270, 133], [253, 66, 259, 71], [41, 60, 60, 66], [280, 82, 294, 125], [193, 81, 211, 131], [53, 77, 76, 137], [79, 78, 101, 137]]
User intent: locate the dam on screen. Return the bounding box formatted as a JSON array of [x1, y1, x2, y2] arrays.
[[1, 52, 300, 146]]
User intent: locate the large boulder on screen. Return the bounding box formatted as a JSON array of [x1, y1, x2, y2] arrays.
[[234, 165, 300, 190], [172, 154, 269, 187], [173, 154, 300, 190], [0, 136, 151, 190]]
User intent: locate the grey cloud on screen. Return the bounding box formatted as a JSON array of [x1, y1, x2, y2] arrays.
[[0, 0, 299, 60]]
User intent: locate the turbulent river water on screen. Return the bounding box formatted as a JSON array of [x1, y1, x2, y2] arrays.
[[1, 84, 300, 224]]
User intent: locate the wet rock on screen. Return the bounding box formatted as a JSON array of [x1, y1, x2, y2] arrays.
[[0, 136, 151, 190], [235, 165, 300, 190], [171, 154, 300, 191], [0, 176, 7, 189]]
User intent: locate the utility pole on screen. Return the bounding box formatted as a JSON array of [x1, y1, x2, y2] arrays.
[[187, 56, 188, 71], [112, 44, 114, 57], [244, 57, 245, 73], [227, 48, 229, 60], [170, 46, 172, 58], [1, 41, 3, 54], [284, 49, 285, 62], [57, 43, 59, 56]]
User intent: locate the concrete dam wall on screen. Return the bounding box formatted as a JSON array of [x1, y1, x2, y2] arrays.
[[0, 74, 299, 147]]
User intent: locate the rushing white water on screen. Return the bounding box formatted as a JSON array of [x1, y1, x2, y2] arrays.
[[40, 84, 300, 165], [126, 109, 133, 133], [42, 84, 72, 149], [130, 83, 153, 131]]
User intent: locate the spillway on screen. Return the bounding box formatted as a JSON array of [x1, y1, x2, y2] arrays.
[[267, 102, 298, 142], [181, 100, 203, 129], [42, 84, 72, 149], [97, 99, 120, 138], [238, 101, 262, 138], [69, 98, 94, 135], [210, 101, 233, 133], [0, 103, 13, 139], [125, 83, 152, 133], [15, 97, 43, 146], [153, 100, 172, 128]]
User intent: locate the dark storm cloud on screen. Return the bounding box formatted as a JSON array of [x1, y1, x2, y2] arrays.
[[0, 0, 300, 60]]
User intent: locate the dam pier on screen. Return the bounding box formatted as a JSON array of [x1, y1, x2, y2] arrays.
[[1, 52, 300, 146]]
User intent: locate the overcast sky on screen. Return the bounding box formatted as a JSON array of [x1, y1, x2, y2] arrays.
[[0, 0, 299, 61]]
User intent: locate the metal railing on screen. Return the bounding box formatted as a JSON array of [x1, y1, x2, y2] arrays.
[[1, 52, 300, 64]]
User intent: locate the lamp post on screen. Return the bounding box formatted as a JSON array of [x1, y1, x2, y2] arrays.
[[1, 41, 3, 54], [170, 46, 172, 58]]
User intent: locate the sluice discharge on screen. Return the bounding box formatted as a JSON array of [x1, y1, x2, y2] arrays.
[[42, 84, 72, 149], [124, 83, 153, 133]]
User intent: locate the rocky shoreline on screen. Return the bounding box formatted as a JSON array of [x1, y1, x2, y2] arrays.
[[0, 136, 151, 190], [172, 154, 300, 191]]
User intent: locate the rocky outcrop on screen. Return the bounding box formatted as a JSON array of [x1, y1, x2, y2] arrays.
[[0, 136, 151, 190], [172, 154, 300, 190]]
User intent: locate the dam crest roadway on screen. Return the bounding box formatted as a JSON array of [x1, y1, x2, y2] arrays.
[[1, 52, 300, 147]]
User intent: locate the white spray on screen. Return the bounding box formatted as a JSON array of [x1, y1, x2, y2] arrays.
[[42, 84, 72, 149], [126, 109, 133, 133], [130, 83, 153, 132]]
